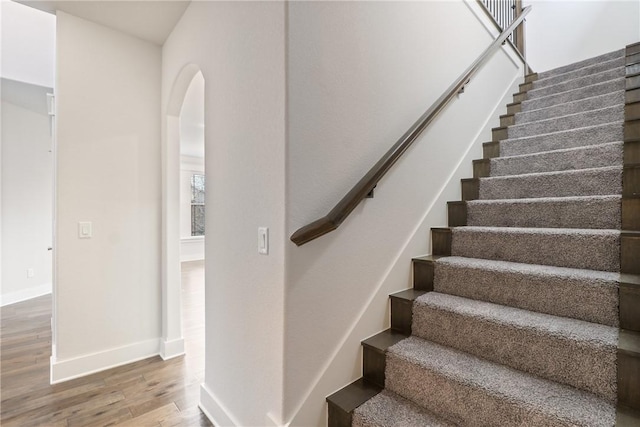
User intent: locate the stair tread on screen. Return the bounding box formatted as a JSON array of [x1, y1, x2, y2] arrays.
[[454, 225, 620, 236], [527, 67, 625, 99], [507, 104, 623, 131], [468, 194, 621, 205], [516, 90, 625, 123], [436, 256, 620, 282], [481, 164, 621, 180], [434, 256, 620, 327], [451, 226, 620, 272], [415, 292, 617, 348], [499, 121, 623, 157], [538, 49, 624, 80], [492, 141, 623, 161], [534, 56, 625, 87], [387, 336, 616, 426], [501, 121, 624, 145], [326, 378, 382, 413], [353, 390, 454, 427]]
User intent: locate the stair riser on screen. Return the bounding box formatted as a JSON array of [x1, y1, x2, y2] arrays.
[[363, 347, 386, 389], [446, 201, 467, 227], [515, 91, 624, 125], [506, 102, 521, 115], [524, 73, 538, 83], [528, 67, 624, 100], [490, 143, 623, 177], [619, 350, 640, 411], [431, 228, 451, 256], [434, 259, 619, 327], [538, 49, 624, 79], [499, 114, 515, 127], [521, 78, 625, 112], [622, 232, 640, 274], [620, 281, 640, 332], [507, 105, 623, 139], [412, 302, 617, 400], [623, 197, 640, 230], [412, 258, 435, 291], [513, 92, 526, 103], [534, 57, 625, 89], [482, 141, 500, 158], [478, 167, 622, 200], [467, 197, 621, 229], [386, 353, 613, 426], [451, 229, 620, 272], [472, 159, 490, 178]]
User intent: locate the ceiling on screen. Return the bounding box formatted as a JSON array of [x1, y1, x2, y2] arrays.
[[18, 0, 191, 45]]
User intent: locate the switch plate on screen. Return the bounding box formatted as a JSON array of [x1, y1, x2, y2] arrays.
[[27, 268, 35, 278], [258, 227, 269, 255], [78, 222, 92, 239]]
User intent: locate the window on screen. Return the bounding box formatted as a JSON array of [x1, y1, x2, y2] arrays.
[[191, 174, 205, 236]]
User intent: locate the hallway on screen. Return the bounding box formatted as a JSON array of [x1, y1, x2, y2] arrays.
[[0, 261, 210, 426]]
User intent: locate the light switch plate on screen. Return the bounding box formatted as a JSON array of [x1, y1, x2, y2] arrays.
[[258, 227, 269, 255], [78, 222, 92, 239]]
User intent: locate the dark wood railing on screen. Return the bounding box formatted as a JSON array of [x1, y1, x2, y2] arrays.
[[291, 6, 531, 246]]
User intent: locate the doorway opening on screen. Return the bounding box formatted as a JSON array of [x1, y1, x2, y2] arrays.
[[179, 71, 205, 365], [161, 64, 205, 362]]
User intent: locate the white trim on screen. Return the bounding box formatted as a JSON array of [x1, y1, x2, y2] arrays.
[[199, 383, 242, 427], [50, 338, 160, 384], [0, 283, 52, 307], [160, 337, 185, 360], [181, 235, 204, 242]]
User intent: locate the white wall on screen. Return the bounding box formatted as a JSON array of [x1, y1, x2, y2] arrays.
[[284, 1, 524, 425], [1, 0, 56, 88], [525, 0, 640, 72], [162, 2, 286, 425], [52, 11, 162, 381], [180, 156, 204, 262], [1, 78, 53, 306]]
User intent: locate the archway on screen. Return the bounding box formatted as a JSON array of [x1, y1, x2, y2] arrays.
[[161, 64, 204, 360]]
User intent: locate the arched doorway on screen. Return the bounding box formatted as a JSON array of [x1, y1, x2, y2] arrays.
[[161, 64, 205, 360]]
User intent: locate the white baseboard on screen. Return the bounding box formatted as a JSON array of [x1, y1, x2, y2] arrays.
[[180, 253, 205, 262], [50, 338, 160, 384], [160, 337, 185, 360], [1, 283, 52, 307], [199, 383, 242, 427]]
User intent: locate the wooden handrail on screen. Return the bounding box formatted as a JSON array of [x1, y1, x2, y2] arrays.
[[291, 6, 531, 246]]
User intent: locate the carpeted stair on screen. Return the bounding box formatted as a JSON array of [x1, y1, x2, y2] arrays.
[[334, 46, 640, 426]]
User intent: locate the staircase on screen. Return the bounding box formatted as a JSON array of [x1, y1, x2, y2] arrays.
[[327, 45, 640, 426]]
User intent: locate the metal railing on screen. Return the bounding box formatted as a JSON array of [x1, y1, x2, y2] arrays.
[[479, 0, 525, 57]]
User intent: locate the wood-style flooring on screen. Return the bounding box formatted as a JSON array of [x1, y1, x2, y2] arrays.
[[0, 260, 212, 427]]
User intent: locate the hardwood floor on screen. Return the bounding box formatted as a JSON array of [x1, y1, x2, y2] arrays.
[[0, 260, 212, 427]]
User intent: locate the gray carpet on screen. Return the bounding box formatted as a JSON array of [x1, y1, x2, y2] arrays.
[[515, 90, 624, 124], [526, 67, 624, 100], [521, 78, 625, 112], [499, 121, 624, 156], [412, 292, 617, 400], [533, 56, 625, 89], [467, 195, 621, 229], [506, 104, 623, 138], [490, 141, 623, 176], [353, 49, 624, 426], [386, 337, 616, 427], [434, 256, 619, 326], [478, 166, 622, 200], [352, 391, 454, 427], [451, 226, 620, 271]]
